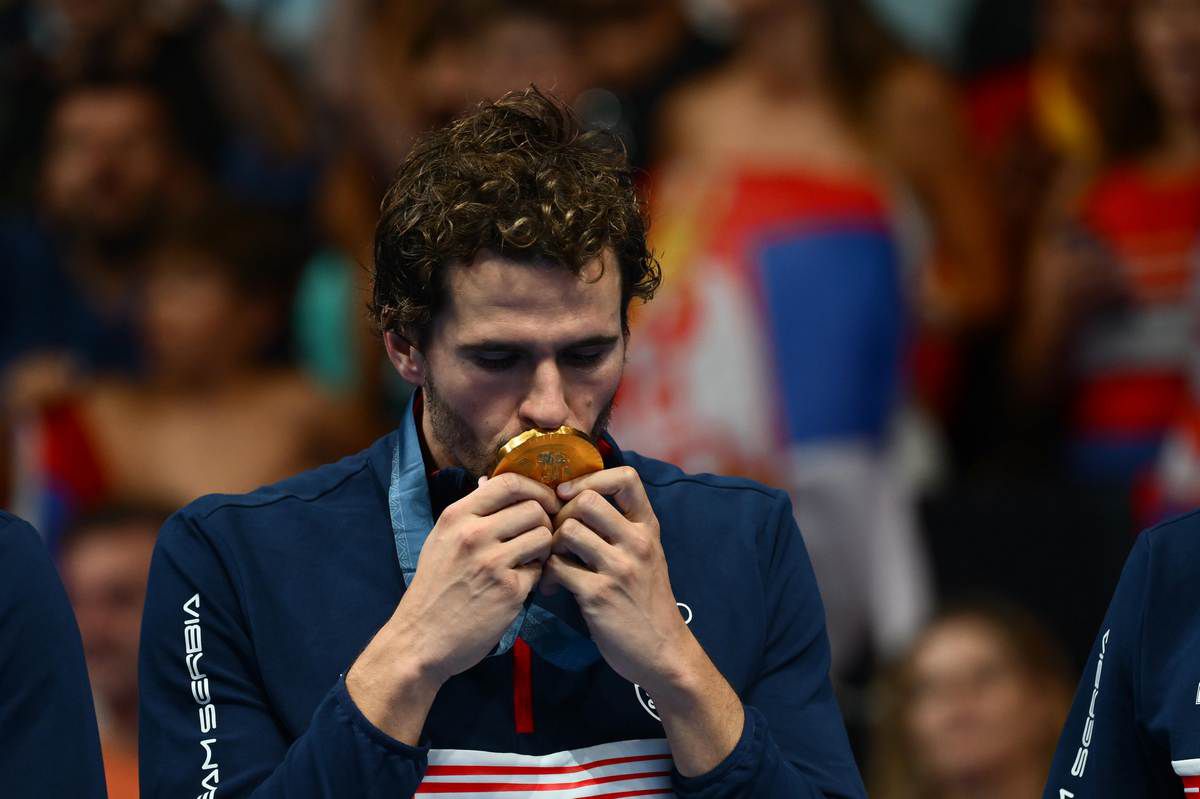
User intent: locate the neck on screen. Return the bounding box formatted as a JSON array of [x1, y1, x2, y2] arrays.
[[417, 390, 456, 472]]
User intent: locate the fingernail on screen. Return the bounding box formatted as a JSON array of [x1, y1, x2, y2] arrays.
[[478, 476, 488, 486], [557, 481, 573, 496]]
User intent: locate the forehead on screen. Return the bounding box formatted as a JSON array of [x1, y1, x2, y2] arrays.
[[437, 249, 621, 342]]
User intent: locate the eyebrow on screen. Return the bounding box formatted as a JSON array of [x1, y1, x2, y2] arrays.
[[457, 334, 621, 352]]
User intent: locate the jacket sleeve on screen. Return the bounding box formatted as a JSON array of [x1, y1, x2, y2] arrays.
[[139, 511, 429, 798], [672, 493, 866, 799], [0, 514, 107, 799], [1042, 531, 1171, 798]]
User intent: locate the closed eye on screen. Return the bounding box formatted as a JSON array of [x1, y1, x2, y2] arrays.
[[470, 351, 520, 371], [561, 345, 612, 368]]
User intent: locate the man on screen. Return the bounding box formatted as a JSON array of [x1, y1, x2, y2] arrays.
[[61, 506, 166, 799], [0, 510, 106, 797], [138, 87, 865, 797], [1043, 508, 1200, 797]]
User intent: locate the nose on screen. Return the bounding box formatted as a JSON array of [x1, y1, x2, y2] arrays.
[[519, 360, 571, 430]]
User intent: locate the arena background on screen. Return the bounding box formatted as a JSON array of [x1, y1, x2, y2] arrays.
[[3, 0, 1197, 795]]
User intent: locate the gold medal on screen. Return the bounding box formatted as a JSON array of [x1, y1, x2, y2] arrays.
[[491, 427, 604, 488]]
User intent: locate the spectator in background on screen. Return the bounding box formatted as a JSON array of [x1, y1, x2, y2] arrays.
[[9, 0, 313, 188], [870, 604, 1073, 799], [964, 0, 1142, 268], [7, 204, 369, 546], [941, 0, 1143, 470], [0, 76, 199, 380], [1014, 0, 1200, 524], [300, 0, 598, 416], [614, 0, 1005, 677], [573, 0, 727, 170], [60, 504, 166, 799]]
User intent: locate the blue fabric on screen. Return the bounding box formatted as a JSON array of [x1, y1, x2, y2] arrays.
[[753, 224, 904, 446], [1044, 509, 1200, 797], [0, 512, 106, 798], [139, 430, 866, 797], [0, 217, 141, 373], [1068, 436, 1163, 483], [387, 395, 600, 670]]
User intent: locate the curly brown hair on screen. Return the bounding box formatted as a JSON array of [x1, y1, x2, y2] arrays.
[[371, 86, 661, 341]]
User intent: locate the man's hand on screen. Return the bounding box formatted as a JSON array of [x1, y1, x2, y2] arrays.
[[543, 466, 744, 776], [346, 473, 558, 744], [541, 466, 687, 688]]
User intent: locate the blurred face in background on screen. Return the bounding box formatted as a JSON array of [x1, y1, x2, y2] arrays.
[[905, 618, 1058, 788], [727, 0, 828, 86], [143, 248, 273, 385], [61, 520, 157, 715], [468, 14, 585, 106], [1042, 0, 1125, 67], [43, 87, 172, 245], [1135, 0, 1200, 122], [42, 0, 139, 40]]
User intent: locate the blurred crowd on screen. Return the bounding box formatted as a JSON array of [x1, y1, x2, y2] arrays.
[[3, 0, 1199, 795]]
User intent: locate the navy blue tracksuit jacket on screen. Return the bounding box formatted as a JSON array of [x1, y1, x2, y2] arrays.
[[1045, 509, 1200, 797], [0, 511, 106, 798], [138, 404, 865, 798]]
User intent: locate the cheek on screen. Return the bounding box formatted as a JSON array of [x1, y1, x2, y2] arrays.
[[570, 361, 623, 410]]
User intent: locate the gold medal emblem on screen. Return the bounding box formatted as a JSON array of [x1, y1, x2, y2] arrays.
[[491, 427, 604, 488]]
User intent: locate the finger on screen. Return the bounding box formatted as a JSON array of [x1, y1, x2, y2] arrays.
[[465, 472, 561, 517], [500, 526, 553, 567], [556, 466, 652, 522], [541, 553, 602, 598], [552, 518, 615, 571], [512, 560, 544, 599], [554, 489, 629, 543], [485, 499, 553, 542]]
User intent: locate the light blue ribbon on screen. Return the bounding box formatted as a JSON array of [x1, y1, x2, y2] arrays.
[[388, 395, 600, 670]]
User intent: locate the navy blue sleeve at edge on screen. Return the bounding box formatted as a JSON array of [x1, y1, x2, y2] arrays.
[[0, 512, 106, 799], [672, 492, 866, 799], [138, 511, 429, 798], [1043, 530, 1174, 797]]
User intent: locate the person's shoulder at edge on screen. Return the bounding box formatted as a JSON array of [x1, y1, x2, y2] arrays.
[[1136, 506, 1200, 581], [0, 508, 45, 557]]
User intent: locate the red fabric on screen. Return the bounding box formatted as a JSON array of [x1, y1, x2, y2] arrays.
[[39, 401, 108, 511], [415, 774, 671, 794], [707, 171, 890, 265], [512, 637, 534, 734], [1081, 166, 1200, 303], [1073, 372, 1188, 437], [425, 753, 671, 776], [964, 65, 1034, 156]]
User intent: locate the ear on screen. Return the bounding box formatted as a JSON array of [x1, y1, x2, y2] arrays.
[[384, 330, 426, 385]]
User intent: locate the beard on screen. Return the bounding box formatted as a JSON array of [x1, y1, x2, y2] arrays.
[[424, 375, 615, 480]]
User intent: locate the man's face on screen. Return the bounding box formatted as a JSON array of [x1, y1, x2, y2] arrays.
[[61, 523, 157, 713], [411, 250, 626, 478], [42, 88, 171, 242]]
